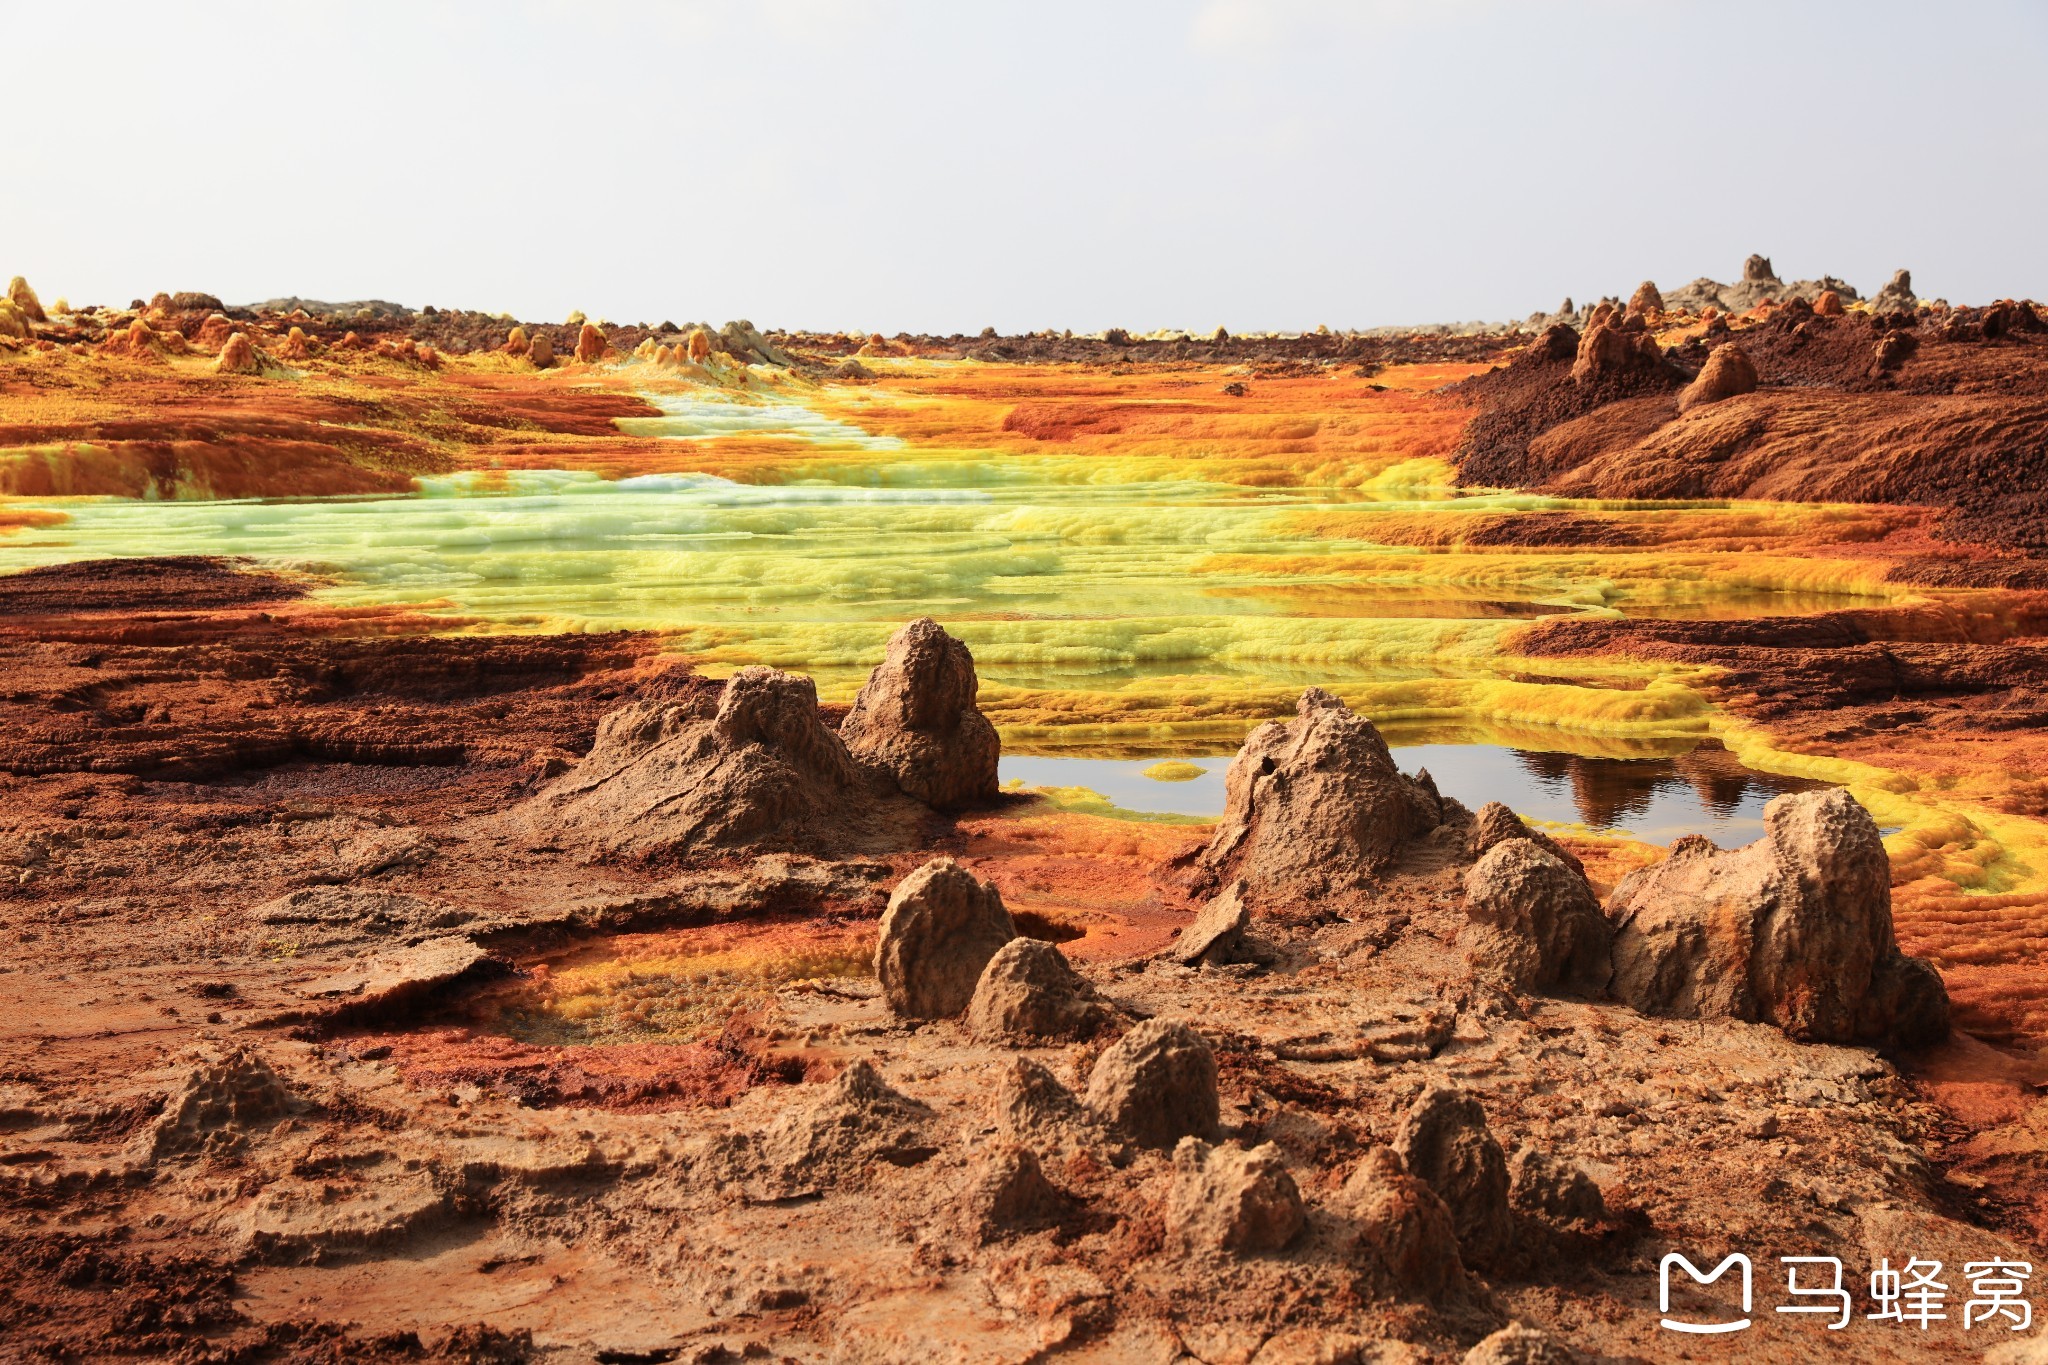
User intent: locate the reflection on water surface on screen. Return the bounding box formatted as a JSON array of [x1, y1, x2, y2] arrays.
[[1000, 740, 1829, 844]]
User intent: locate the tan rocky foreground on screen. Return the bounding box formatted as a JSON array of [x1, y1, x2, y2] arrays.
[[0, 596, 2027, 1364]]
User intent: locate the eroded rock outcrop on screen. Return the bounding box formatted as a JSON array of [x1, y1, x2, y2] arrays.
[[1869, 268, 1918, 315], [194, 313, 237, 350], [840, 618, 1000, 809], [1569, 319, 1667, 386], [1166, 1138, 1305, 1255], [992, 1056, 1097, 1152], [1467, 801, 1582, 879], [875, 857, 1016, 1019], [1173, 880, 1252, 966], [1336, 1146, 1468, 1302], [140, 1046, 296, 1160], [761, 1059, 935, 1183], [528, 332, 555, 368], [1521, 322, 1579, 364], [100, 318, 168, 361], [1185, 689, 1447, 914], [574, 322, 607, 364], [965, 1141, 1068, 1241], [1605, 788, 1948, 1047], [966, 936, 1107, 1042], [1392, 1086, 1513, 1271], [1085, 1018, 1218, 1149], [533, 666, 870, 860], [1661, 254, 1867, 315], [1677, 342, 1758, 414], [215, 332, 263, 375], [0, 298, 34, 339], [7, 275, 47, 323], [1460, 840, 1610, 996], [719, 320, 793, 367]]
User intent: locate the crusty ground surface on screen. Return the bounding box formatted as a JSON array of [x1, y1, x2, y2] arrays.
[[0, 564, 2042, 1364]]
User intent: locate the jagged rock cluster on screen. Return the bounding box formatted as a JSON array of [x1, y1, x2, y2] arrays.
[[1606, 787, 1948, 1048], [1529, 254, 1926, 332], [872, 855, 1113, 1042], [1183, 687, 1947, 1050], [839, 616, 1000, 809], [531, 618, 999, 859], [1183, 686, 1458, 918], [533, 665, 871, 859]]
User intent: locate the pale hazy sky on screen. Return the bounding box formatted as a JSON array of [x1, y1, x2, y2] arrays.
[[9, 1, 2044, 333]]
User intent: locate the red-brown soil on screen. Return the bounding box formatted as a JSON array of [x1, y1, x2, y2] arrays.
[[0, 558, 2041, 1362], [1452, 301, 2048, 565]]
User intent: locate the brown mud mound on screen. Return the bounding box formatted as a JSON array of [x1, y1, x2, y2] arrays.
[[839, 617, 1000, 809], [1675, 340, 1757, 412], [531, 665, 911, 861], [1182, 687, 1461, 919], [1459, 839, 1610, 997], [1166, 1137, 1306, 1255], [873, 855, 1017, 1019], [1393, 1086, 1514, 1273], [1084, 1016, 1220, 1149], [1607, 789, 1949, 1047]]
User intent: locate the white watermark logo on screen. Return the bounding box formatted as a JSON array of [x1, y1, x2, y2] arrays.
[[1659, 1253, 2033, 1337], [1660, 1253, 1751, 1335]]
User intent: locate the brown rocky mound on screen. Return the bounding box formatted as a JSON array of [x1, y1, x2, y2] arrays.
[[531, 665, 886, 860], [1166, 1138, 1305, 1255], [1183, 687, 1455, 916], [1393, 1087, 1514, 1273], [1676, 341, 1757, 413], [1869, 268, 1918, 315], [215, 332, 262, 375], [1466, 800, 1582, 878], [756, 1058, 936, 1187], [839, 617, 1000, 808], [1606, 788, 1948, 1048], [1568, 317, 1666, 387], [874, 856, 1017, 1019], [1334, 1146, 1470, 1303], [1454, 289, 2048, 556], [965, 936, 1109, 1041], [1084, 1018, 1218, 1150], [1460, 839, 1610, 997]]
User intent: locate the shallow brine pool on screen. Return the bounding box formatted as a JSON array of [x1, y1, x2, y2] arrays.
[[1001, 739, 1831, 845]]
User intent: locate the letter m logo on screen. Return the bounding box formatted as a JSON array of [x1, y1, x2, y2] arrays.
[[1660, 1252, 1753, 1335]]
